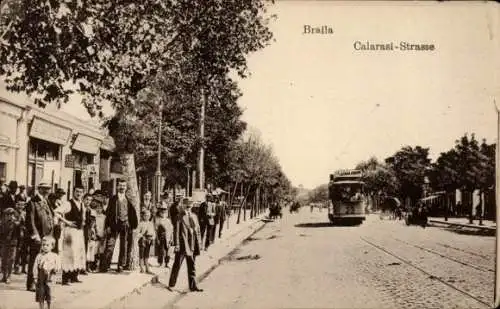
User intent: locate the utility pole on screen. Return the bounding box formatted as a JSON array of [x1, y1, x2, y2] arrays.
[[495, 99, 500, 307], [186, 164, 191, 197], [155, 101, 163, 205], [197, 88, 206, 190]]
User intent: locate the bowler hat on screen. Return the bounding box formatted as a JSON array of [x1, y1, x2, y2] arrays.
[[55, 188, 66, 195], [8, 181, 18, 189]]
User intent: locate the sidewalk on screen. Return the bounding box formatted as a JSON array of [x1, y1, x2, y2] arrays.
[[0, 210, 267, 309], [428, 216, 496, 231]]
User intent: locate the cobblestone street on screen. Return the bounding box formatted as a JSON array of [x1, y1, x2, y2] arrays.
[[167, 209, 494, 309]]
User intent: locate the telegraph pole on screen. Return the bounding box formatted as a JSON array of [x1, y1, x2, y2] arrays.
[[198, 88, 206, 190], [495, 99, 500, 308], [155, 101, 163, 204]]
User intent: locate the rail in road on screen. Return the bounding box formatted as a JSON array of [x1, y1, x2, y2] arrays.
[[359, 235, 493, 308]]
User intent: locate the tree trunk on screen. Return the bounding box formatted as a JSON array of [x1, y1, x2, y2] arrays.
[[237, 183, 244, 224], [237, 184, 252, 224], [121, 153, 140, 271]]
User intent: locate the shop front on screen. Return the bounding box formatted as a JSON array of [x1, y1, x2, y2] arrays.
[[27, 117, 72, 193], [68, 133, 101, 193]]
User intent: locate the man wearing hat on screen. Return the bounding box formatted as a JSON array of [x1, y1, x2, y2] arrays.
[[26, 182, 54, 291], [168, 198, 203, 292], [1, 181, 18, 212]]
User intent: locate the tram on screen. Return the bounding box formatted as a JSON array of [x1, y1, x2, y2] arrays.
[[327, 169, 367, 225]]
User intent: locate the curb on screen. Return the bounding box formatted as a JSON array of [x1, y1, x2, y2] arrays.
[[163, 218, 267, 308], [90, 216, 267, 309], [429, 220, 496, 231]]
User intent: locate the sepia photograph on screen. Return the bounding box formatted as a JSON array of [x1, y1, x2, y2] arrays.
[[0, 1, 499, 308]]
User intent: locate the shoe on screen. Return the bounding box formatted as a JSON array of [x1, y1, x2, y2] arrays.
[[190, 287, 204, 292], [116, 267, 123, 273], [5, 278, 10, 284], [62, 281, 70, 286], [145, 270, 154, 275], [81, 270, 88, 275]]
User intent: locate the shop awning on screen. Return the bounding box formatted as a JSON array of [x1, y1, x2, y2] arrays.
[[72, 133, 101, 154], [29, 117, 72, 145], [100, 135, 116, 152]]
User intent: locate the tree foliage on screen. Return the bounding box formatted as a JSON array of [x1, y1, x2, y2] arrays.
[[355, 156, 399, 195], [385, 146, 431, 201]]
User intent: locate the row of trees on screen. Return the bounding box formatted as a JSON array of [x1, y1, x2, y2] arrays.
[[0, 0, 293, 199], [308, 133, 496, 220], [1, 0, 294, 267]]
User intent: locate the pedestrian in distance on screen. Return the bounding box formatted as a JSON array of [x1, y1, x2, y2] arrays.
[[1, 207, 21, 283], [168, 197, 203, 292], [215, 195, 227, 238], [26, 182, 54, 292], [33, 236, 61, 309], [137, 208, 155, 274]]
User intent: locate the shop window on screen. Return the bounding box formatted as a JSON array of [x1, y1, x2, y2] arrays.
[[72, 150, 94, 168], [29, 138, 60, 161]]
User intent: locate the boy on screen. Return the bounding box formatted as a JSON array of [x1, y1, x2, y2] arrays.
[[137, 209, 155, 274], [1, 207, 21, 283], [14, 201, 28, 274], [155, 204, 173, 268], [33, 236, 60, 309]]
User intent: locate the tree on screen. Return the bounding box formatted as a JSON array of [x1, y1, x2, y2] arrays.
[[385, 146, 431, 206], [355, 156, 399, 196], [1, 0, 276, 269]]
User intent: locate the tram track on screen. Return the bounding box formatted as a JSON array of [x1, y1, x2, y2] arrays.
[[360, 236, 492, 308], [391, 237, 494, 273], [435, 242, 492, 260]]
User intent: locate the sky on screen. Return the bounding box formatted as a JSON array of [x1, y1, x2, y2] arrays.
[[236, 1, 500, 189], [1, 1, 498, 190]]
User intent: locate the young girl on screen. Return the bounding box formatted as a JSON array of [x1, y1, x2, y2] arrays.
[[85, 203, 98, 272], [33, 236, 61, 309], [137, 209, 155, 274]]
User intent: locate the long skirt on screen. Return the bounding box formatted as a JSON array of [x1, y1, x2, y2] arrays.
[[60, 227, 86, 272]]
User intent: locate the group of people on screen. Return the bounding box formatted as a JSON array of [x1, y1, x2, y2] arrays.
[[0, 178, 230, 308]]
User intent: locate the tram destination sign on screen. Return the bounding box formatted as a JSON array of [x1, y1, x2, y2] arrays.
[[333, 169, 363, 177]]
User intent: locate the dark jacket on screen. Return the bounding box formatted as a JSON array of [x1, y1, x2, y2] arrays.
[[173, 210, 201, 257], [0, 219, 21, 247], [1, 193, 17, 211], [26, 194, 54, 240], [104, 195, 138, 232]]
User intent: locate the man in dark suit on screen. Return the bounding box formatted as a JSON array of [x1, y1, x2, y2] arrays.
[[1, 181, 18, 212], [25, 182, 54, 291], [100, 178, 138, 273], [168, 198, 203, 292]]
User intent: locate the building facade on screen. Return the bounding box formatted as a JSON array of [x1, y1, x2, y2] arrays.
[[0, 96, 124, 198]]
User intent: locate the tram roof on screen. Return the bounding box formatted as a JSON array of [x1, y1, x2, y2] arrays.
[[331, 180, 365, 185]]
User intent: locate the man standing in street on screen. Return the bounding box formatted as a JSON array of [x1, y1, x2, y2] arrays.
[[168, 198, 203, 292], [25, 182, 54, 291], [100, 179, 138, 272]]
